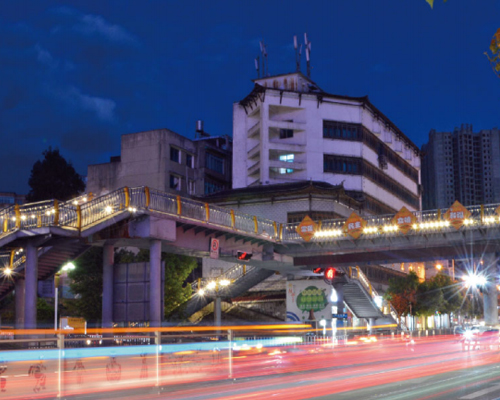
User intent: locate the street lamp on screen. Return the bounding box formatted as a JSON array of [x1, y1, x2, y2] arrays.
[[55, 262, 76, 330], [462, 273, 487, 289]]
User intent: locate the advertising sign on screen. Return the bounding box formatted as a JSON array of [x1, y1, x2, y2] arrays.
[[296, 216, 317, 242], [391, 206, 417, 235], [286, 280, 331, 322], [60, 317, 86, 332], [444, 200, 471, 230], [343, 212, 366, 239]]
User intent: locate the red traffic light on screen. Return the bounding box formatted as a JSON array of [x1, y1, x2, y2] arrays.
[[237, 251, 252, 261], [324, 267, 336, 281]]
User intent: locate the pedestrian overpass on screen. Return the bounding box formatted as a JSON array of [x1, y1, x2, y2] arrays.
[[1, 186, 499, 328]]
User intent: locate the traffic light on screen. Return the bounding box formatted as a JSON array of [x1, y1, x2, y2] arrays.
[[236, 251, 252, 261], [324, 267, 336, 282]]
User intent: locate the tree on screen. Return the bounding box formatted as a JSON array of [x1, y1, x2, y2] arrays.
[[163, 254, 196, 318], [26, 147, 85, 202], [67, 247, 104, 324], [384, 271, 420, 320], [485, 28, 500, 79], [425, 0, 448, 8], [68, 247, 197, 324]]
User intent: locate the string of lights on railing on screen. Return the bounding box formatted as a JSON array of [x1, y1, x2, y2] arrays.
[[312, 216, 500, 239]]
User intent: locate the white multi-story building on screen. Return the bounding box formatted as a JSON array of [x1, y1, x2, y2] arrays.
[[233, 72, 421, 214]]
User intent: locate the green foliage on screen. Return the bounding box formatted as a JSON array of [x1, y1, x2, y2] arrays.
[[0, 293, 15, 325], [485, 28, 500, 78], [163, 254, 196, 319], [425, 0, 448, 9], [37, 298, 55, 326], [68, 247, 104, 323], [384, 271, 420, 317], [68, 247, 197, 323], [386, 272, 464, 320], [27, 147, 85, 202]]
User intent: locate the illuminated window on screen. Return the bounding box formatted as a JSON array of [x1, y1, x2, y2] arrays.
[[279, 154, 294, 162]]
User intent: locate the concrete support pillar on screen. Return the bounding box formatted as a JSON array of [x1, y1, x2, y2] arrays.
[[214, 297, 222, 327], [24, 242, 38, 330], [15, 278, 25, 329], [102, 244, 114, 328], [483, 253, 499, 326], [149, 240, 162, 328], [369, 318, 376, 334]]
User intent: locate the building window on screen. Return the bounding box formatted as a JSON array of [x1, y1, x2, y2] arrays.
[[323, 120, 419, 183], [205, 153, 224, 174], [188, 180, 195, 195], [279, 154, 294, 162], [0, 197, 15, 204], [279, 129, 294, 139], [170, 147, 180, 163], [186, 154, 194, 168], [279, 168, 294, 174], [324, 154, 419, 208], [204, 180, 224, 194], [169, 175, 181, 191]]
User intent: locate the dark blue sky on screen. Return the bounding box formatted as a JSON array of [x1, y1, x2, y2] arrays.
[[1, 0, 499, 194]]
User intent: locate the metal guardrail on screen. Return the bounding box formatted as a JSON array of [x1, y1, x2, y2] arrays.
[[0, 187, 280, 241], [346, 266, 407, 331], [190, 264, 255, 295], [283, 202, 500, 242]]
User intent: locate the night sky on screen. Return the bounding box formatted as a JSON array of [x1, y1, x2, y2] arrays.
[[1, 0, 499, 194]]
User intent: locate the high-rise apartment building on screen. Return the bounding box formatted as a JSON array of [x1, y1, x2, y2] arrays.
[[421, 125, 500, 209], [233, 72, 421, 214]]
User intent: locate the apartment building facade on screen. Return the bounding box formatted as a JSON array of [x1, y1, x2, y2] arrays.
[[233, 72, 422, 215], [421, 125, 500, 209], [87, 127, 232, 197]]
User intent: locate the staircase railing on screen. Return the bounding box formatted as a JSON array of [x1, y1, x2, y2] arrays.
[[190, 264, 256, 295], [346, 266, 407, 331]]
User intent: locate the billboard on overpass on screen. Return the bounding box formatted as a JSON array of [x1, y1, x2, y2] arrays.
[[286, 280, 331, 322]]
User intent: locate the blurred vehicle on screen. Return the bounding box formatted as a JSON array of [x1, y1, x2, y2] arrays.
[[461, 327, 499, 351]]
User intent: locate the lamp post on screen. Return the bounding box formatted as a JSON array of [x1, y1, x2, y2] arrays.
[[197, 278, 231, 327], [54, 262, 75, 331]]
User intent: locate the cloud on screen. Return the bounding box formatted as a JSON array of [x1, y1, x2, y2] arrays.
[[51, 6, 139, 46]]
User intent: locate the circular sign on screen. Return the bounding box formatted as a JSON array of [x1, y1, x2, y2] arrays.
[[211, 239, 219, 251]]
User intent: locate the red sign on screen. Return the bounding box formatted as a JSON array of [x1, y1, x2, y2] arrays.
[[210, 238, 219, 259]]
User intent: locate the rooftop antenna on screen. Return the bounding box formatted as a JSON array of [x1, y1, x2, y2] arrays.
[[304, 33, 312, 78], [293, 35, 302, 72], [260, 40, 269, 77], [255, 56, 260, 78]]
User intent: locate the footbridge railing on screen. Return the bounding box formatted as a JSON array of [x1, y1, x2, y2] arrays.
[[0, 186, 281, 242], [346, 266, 406, 331]]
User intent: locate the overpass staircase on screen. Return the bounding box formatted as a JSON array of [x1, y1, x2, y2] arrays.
[[173, 264, 275, 321], [340, 266, 403, 329]]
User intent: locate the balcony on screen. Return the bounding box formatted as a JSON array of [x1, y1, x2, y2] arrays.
[[247, 143, 260, 159], [247, 160, 260, 176], [269, 159, 305, 171]]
